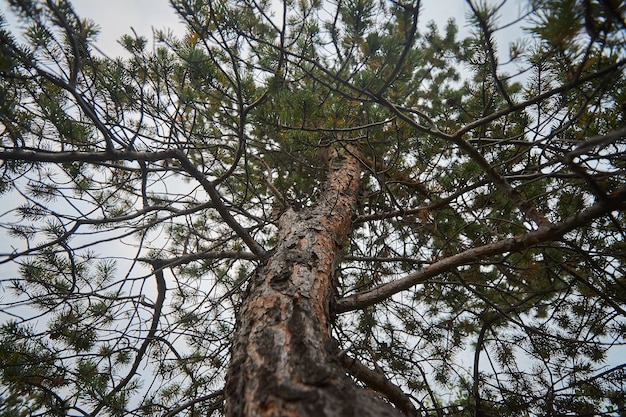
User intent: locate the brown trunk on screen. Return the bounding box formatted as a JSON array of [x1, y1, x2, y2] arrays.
[[225, 152, 405, 417]]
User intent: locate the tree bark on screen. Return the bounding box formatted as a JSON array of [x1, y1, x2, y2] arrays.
[[225, 151, 405, 417]]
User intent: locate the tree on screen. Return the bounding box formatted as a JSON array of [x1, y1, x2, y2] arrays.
[[0, 0, 625, 415]]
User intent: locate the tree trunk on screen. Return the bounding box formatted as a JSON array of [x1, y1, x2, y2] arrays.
[[225, 151, 405, 417]]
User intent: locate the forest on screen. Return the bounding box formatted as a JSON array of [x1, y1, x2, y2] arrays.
[[0, 0, 625, 416]]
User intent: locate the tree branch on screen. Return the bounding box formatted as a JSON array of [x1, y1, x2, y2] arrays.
[[466, 0, 514, 107], [336, 184, 626, 312], [382, 97, 553, 228], [453, 59, 626, 137], [339, 353, 418, 416], [162, 390, 224, 417], [0, 148, 181, 164], [0, 147, 268, 258], [172, 150, 268, 258], [88, 262, 167, 417], [138, 250, 258, 269]]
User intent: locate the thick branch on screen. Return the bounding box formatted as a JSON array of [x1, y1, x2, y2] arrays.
[[162, 390, 224, 417], [173, 150, 267, 258], [339, 353, 418, 417], [336, 184, 626, 313], [0, 148, 180, 163]]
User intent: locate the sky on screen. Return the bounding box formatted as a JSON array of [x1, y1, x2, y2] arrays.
[[65, 0, 475, 56], [70, 0, 186, 56], [1, 0, 528, 63], [63, 0, 529, 75]]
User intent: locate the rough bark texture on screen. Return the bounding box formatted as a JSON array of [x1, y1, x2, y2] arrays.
[[225, 152, 405, 417]]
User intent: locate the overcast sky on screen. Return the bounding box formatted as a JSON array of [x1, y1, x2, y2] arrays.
[[70, 0, 184, 56], [66, 0, 520, 57], [1, 0, 528, 60]]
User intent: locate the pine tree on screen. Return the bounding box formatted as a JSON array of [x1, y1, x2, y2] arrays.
[[0, 0, 625, 416]]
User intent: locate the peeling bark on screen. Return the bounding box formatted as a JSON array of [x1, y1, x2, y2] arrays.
[[225, 152, 405, 417]]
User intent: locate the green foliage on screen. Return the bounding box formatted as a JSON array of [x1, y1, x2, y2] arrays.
[[0, 0, 625, 416]]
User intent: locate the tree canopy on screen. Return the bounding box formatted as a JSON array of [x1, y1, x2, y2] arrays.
[[0, 0, 625, 416]]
